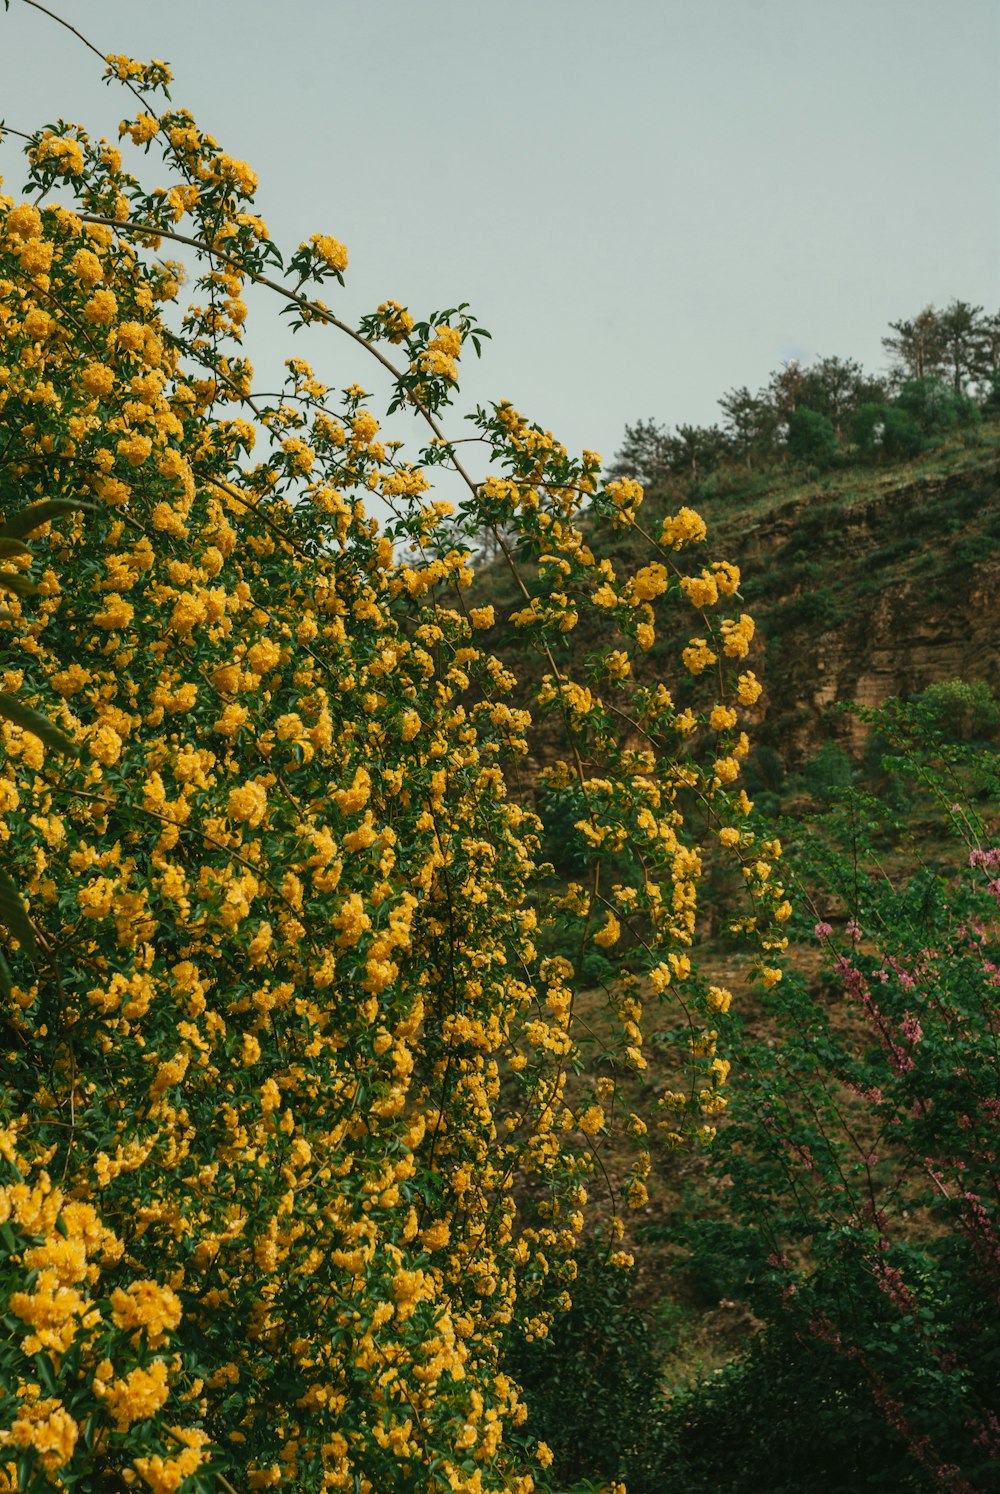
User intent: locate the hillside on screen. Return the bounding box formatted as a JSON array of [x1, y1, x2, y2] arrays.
[[472, 425, 1000, 781], [707, 432, 1000, 761]]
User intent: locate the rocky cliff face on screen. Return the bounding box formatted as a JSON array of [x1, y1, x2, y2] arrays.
[[472, 439, 1000, 777], [731, 454, 1000, 760]]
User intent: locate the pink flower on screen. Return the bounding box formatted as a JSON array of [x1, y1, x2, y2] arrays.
[[900, 1014, 923, 1045]]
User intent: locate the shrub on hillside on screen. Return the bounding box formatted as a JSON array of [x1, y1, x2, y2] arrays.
[[787, 407, 839, 469], [880, 406, 926, 460], [504, 1245, 672, 1494], [803, 740, 855, 800], [918, 677, 1000, 741]]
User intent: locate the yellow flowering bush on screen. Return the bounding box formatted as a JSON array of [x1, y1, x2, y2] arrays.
[[0, 17, 787, 1491]]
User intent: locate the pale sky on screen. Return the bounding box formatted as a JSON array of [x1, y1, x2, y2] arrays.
[[1, 0, 997, 477]]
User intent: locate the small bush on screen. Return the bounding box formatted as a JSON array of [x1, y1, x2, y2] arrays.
[[803, 740, 855, 800], [918, 676, 1000, 739], [895, 377, 960, 435], [880, 406, 925, 459], [852, 400, 891, 458], [659, 1332, 929, 1493], [505, 1247, 671, 1494], [768, 587, 843, 634], [787, 408, 839, 469], [537, 784, 592, 876], [743, 744, 786, 797]]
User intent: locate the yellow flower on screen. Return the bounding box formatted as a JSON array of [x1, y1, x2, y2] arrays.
[[712, 560, 741, 594], [682, 639, 717, 676], [680, 570, 719, 608], [81, 361, 115, 395], [627, 562, 668, 603], [241, 1033, 261, 1065], [429, 324, 463, 357], [660, 506, 707, 548], [70, 248, 104, 286], [7, 202, 43, 239], [19, 239, 54, 276], [722, 613, 755, 659], [89, 724, 123, 766], [709, 704, 737, 732], [226, 781, 267, 827], [84, 288, 118, 326], [376, 300, 414, 342], [309, 233, 348, 272], [23, 308, 53, 341], [593, 910, 621, 948], [117, 433, 153, 466], [95, 1359, 170, 1431], [110, 1280, 182, 1345], [32, 133, 84, 175], [247, 638, 281, 675], [706, 985, 733, 1014], [5, 1394, 78, 1473], [93, 596, 135, 631], [125, 112, 160, 145], [333, 767, 371, 815], [577, 1104, 605, 1136], [77, 876, 118, 919]]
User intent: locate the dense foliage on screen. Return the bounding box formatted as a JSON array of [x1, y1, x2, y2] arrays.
[[709, 711, 1000, 1491], [0, 17, 784, 1492]]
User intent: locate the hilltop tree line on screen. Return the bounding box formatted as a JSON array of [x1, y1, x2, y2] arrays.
[[612, 298, 1000, 485]]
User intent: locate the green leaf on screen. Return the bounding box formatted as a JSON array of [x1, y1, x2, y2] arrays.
[[0, 869, 37, 956], [0, 694, 79, 755], [0, 946, 10, 1000], [0, 538, 32, 559], [0, 499, 91, 541], [0, 570, 37, 598]]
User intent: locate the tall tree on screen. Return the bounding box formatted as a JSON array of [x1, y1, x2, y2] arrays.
[[796, 356, 888, 433], [606, 417, 674, 488], [718, 385, 780, 467], [882, 305, 946, 383], [767, 359, 807, 421], [936, 299, 986, 395], [670, 422, 728, 479], [978, 311, 1000, 378]]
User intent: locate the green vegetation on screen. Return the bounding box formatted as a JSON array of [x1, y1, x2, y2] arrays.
[[610, 298, 999, 488], [3, 14, 997, 1478], [516, 707, 1000, 1493]]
